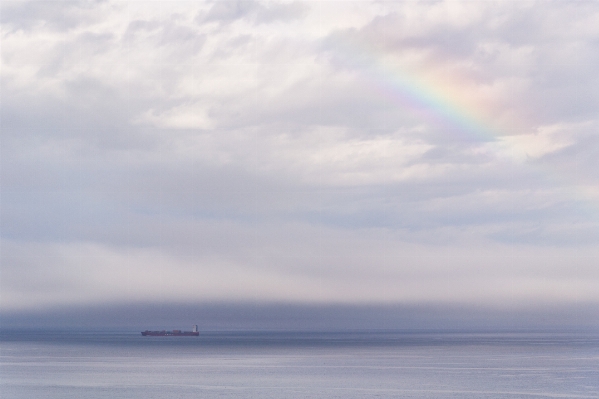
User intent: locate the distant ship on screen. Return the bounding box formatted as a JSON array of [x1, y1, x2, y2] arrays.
[[141, 325, 199, 336]]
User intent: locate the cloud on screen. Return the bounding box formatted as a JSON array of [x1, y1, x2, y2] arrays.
[[135, 105, 214, 129], [202, 0, 307, 25], [3, 233, 598, 311], [1, 1, 598, 313]]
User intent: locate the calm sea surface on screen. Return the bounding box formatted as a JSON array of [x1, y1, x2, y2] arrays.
[[1, 330, 598, 398]]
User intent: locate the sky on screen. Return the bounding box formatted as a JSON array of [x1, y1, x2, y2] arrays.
[[1, 0, 599, 327]]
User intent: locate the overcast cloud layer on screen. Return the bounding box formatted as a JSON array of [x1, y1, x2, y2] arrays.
[[2, 1, 599, 313]]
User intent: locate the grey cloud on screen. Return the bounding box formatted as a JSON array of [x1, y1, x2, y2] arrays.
[[1, 78, 131, 146], [489, 221, 599, 247], [559, 133, 599, 177], [203, 0, 261, 23], [202, 0, 307, 25], [124, 18, 206, 56], [0, 0, 102, 33], [2, 1, 598, 311], [2, 150, 586, 251], [528, 69, 599, 123], [254, 1, 307, 24], [355, 13, 479, 59]]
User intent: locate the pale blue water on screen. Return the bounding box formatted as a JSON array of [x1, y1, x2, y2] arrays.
[[1, 331, 598, 398]]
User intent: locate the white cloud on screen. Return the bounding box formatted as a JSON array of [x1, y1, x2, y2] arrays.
[[135, 105, 214, 129], [498, 123, 577, 160]]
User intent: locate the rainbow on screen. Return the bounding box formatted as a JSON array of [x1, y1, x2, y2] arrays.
[[332, 36, 513, 144], [331, 35, 599, 216]]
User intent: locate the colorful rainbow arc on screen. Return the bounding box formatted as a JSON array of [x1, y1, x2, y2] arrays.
[[334, 37, 502, 144], [332, 37, 599, 217], [372, 64, 495, 142]]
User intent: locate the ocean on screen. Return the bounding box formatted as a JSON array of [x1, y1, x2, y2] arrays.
[[1, 330, 598, 398]]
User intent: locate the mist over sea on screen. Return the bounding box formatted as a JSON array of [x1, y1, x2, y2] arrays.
[[2, 330, 598, 399]]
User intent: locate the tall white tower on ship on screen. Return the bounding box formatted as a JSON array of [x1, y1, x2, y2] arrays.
[[193, 325, 198, 333]]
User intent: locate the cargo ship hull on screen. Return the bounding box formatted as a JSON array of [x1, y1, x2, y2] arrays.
[[141, 330, 199, 336], [142, 326, 199, 336]]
